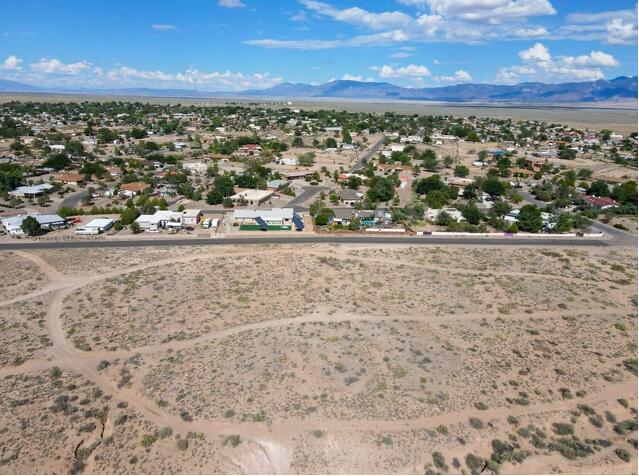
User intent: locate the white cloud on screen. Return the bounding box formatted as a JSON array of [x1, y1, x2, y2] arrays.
[[151, 24, 177, 31], [246, 0, 562, 49], [218, 0, 246, 8], [425, 0, 555, 22], [390, 51, 414, 58], [301, 0, 413, 30], [290, 10, 307, 21], [341, 73, 374, 82], [104, 66, 283, 91], [519, 42, 551, 63], [497, 43, 619, 84], [245, 30, 409, 49], [376, 63, 431, 79], [1, 54, 22, 71], [440, 69, 472, 82], [560, 51, 619, 68], [560, 9, 637, 45], [513, 26, 548, 37], [30, 58, 91, 75]]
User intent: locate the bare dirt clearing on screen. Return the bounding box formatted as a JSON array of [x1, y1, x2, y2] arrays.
[[0, 244, 636, 474]]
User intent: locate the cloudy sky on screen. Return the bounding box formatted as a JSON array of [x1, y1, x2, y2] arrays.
[[1, 0, 637, 91]]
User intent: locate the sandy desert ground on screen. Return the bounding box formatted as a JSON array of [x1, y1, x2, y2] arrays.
[[0, 244, 636, 474]]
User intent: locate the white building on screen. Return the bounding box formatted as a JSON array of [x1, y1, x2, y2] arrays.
[[9, 183, 55, 198], [233, 208, 294, 226], [1, 213, 66, 236], [425, 208, 463, 223], [230, 189, 273, 206], [75, 218, 114, 235], [181, 209, 202, 225], [182, 162, 208, 174]]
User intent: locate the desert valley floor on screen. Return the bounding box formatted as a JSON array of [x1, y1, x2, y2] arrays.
[[0, 244, 637, 474]]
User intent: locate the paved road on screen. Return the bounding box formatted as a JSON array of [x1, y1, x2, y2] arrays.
[[285, 185, 330, 212], [350, 137, 385, 173], [518, 189, 635, 246], [59, 190, 87, 209], [0, 235, 609, 250]]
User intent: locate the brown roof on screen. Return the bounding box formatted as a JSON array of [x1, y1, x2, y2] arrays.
[[53, 172, 84, 182], [120, 182, 151, 192], [582, 195, 620, 207]]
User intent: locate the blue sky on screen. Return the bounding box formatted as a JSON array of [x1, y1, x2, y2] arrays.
[[1, 0, 637, 90]]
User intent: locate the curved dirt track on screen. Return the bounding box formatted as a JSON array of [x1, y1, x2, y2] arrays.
[[2, 248, 636, 474]]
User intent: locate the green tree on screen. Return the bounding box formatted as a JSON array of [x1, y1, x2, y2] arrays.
[[366, 176, 396, 203], [462, 203, 483, 225], [427, 190, 448, 209], [342, 128, 352, 144], [420, 149, 438, 172], [454, 165, 469, 177], [324, 137, 338, 148], [414, 175, 445, 195], [611, 181, 637, 205], [42, 153, 71, 170], [482, 177, 506, 197], [518, 204, 543, 232], [120, 207, 139, 225], [21, 216, 41, 236], [587, 180, 609, 197]]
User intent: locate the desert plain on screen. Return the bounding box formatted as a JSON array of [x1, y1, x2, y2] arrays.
[[0, 243, 636, 474]]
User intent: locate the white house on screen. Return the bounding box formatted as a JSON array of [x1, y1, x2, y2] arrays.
[[181, 209, 202, 225], [9, 183, 55, 198], [75, 218, 114, 235], [425, 208, 463, 223], [230, 189, 273, 206], [1, 213, 66, 236], [233, 208, 293, 226]]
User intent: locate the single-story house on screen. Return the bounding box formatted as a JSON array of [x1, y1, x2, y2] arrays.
[[233, 208, 294, 226], [332, 208, 356, 225], [1, 213, 67, 236], [280, 170, 314, 180], [230, 189, 273, 206], [267, 179, 288, 190], [277, 157, 298, 166], [75, 218, 114, 235], [181, 209, 203, 225], [119, 182, 151, 197], [52, 172, 84, 185], [582, 195, 620, 209], [182, 162, 208, 174], [9, 183, 55, 198], [238, 144, 262, 156], [426, 208, 463, 223], [337, 189, 363, 207], [134, 210, 183, 231]]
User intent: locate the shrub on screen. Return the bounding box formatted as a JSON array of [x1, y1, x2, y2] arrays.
[[158, 427, 173, 439], [176, 438, 189, 451], [140, 433, 157, 448], [469, 418, 484, 430], [465, 453, 484, 474], [432, 451, 447, 470], [615, 448, 631, 462], [474, 402, 488, 410], [222, 435, 241, 448], [614, 420, 638, 435], [549, 439, 593, 460], [552, 422, 575, 436]]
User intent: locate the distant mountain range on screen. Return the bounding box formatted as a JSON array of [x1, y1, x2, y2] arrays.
[[0, 76, 636, 104]]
